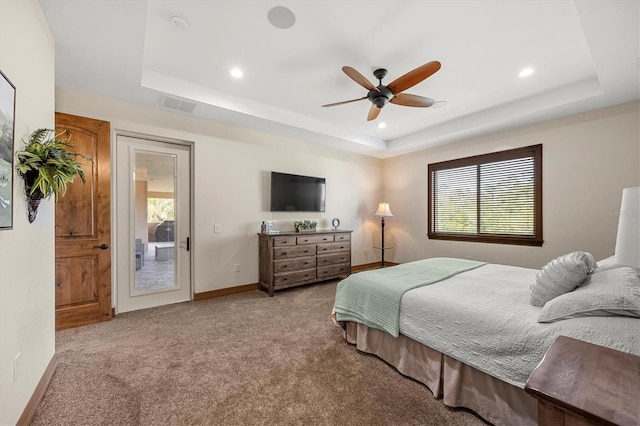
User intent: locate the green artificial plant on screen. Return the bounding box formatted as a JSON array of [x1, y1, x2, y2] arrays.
[[15, 128, 91, 222], [294, 219, 317, 232]]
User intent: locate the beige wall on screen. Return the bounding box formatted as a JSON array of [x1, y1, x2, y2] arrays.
[[55, 88, 383, 294], [382, 101, 640, 268], [0, 1, 56, 424]]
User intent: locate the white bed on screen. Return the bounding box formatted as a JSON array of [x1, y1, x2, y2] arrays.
[[333, 258, 640, 426]]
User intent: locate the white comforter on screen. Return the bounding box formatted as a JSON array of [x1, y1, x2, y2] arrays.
[[399, 263, 640, 388]]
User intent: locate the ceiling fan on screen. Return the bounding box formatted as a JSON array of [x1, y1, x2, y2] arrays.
[[322, 61, 441, 121]]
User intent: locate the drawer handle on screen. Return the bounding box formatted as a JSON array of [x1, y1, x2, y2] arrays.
[[282, 265, 288, 269], [281, 252, 287, 256]]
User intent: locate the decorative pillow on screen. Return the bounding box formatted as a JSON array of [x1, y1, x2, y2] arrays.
[[596, 255, 622, 272], [530, 251, 597, 307], [537, 267, 640, 322]]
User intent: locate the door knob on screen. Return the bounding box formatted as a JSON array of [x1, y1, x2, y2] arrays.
[[93, 243, 109, 250]]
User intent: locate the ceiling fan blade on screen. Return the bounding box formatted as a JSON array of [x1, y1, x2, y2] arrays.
[[367, 104, 381, 121], [342, 66, 380, 92], [387, 61, 441, 94], [321, 96, 367, 107], [390, 93, 436, 107]]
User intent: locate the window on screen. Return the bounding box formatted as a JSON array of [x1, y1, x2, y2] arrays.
[[147, 197, 174, 223], [428, 144, 542, 246]]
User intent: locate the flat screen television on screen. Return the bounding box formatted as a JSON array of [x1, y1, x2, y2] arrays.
[[270, 172, 326, 212]]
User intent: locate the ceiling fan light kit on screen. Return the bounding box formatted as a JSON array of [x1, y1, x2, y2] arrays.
[[323, 61, 442, 121]]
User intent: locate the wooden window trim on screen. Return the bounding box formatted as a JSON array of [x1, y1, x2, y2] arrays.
[[427, 144, 543, 246]]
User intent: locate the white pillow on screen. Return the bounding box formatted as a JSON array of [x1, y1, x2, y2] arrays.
[[596, 255, 622, 272], [537, 267, 640, 322], [530, 251, 596, 307]]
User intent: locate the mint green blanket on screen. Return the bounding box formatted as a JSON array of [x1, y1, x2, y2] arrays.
[[333, 258, 486, 337]]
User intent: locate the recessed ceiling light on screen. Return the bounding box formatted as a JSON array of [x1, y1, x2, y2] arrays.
[[230, 68, 243, 79], [170, 16, 189, 29], [519, 67, 535, 78], [267, 6, 296, 29], [378, 122, 386, 129]]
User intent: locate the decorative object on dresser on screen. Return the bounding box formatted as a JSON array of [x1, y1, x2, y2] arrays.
[[374, 202, 393, 268], [525, 335, 639, 426], [331, 217, 340, 230], [294, 219, 317, 232], [264, 220, 277, 234], [258, 230, 352, 296]]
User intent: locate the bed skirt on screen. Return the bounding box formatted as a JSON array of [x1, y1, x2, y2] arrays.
[[344, 322, 538, 426]]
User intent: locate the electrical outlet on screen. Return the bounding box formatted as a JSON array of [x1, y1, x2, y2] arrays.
[[214, 224, 221, 233], [234, 263, 240, 272], [13, 353, 21, 382], [364, 249, 368, 257]]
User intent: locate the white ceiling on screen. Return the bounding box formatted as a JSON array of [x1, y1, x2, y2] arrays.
[[40, 0, 639, 159]]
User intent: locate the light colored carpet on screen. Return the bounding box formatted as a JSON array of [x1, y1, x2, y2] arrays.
[[31, 281, 488, 425]]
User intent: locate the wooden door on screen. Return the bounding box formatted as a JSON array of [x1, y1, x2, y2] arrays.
[[54, 112, 111, 330]]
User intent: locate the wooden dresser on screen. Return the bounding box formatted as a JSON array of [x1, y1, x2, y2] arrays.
[[525, 335, 640, 426], [258, 230, 352, 296]]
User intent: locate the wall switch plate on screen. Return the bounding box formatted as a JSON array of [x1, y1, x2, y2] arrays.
[[234, 263, 240, 272], [214, 224, 221, 233]]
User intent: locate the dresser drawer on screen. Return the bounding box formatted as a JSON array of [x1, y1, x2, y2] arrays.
[[317, 241, 350, 254], [273, 236, 297, 246], [317, 252, 350, 266], [297, 234, 334, 244], [274, 269, 316, 286], [274, 257, 316, 273], [334, 233, 351, 242], [317, 263, 350, 278], [273, 245, 316, 259]]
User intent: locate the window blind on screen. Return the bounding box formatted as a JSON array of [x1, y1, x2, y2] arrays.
[[428, 144, 542, 246]]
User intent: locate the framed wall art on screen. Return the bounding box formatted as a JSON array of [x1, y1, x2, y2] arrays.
[[0, 69, 16, 230]]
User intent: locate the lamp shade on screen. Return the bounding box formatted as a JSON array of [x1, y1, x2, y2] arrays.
[[614, 187, 640, 268], [375, 202, 393, 217]]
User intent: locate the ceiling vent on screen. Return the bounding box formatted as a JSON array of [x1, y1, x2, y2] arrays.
[[160, 95, 197, 114]]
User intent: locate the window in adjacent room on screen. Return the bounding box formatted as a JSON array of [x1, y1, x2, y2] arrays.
[[428, 144, 542, 246]]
